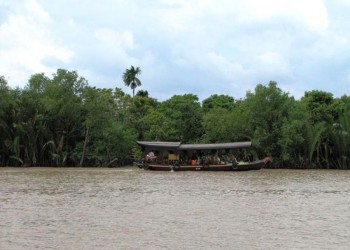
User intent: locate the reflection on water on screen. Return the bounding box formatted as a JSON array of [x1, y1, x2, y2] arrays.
[[0, 168, 349, 249]]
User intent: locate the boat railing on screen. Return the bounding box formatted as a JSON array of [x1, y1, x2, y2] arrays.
[[142, 151, 257, 167]]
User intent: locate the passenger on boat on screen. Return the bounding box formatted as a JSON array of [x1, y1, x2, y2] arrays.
[[232, 155, 238, 164], [234, 156, 238, 163], [146, 151, 156, 162], [191, 153, 197, 165]]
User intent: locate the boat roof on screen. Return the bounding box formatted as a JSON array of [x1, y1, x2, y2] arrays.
[[137, 141, 251, 150], [137, 141, 181, 148], [179, 141, 251, 150]]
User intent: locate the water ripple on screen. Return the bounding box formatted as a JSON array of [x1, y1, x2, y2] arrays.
[[0, 168, 350, 249]]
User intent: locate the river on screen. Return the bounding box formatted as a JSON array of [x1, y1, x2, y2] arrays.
[[0, 167, 349, 250]]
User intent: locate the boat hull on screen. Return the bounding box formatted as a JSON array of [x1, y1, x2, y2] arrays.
[[139, 159, 265, 171]]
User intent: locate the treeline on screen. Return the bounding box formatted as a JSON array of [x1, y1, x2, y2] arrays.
[[0, 69, 350, 168]]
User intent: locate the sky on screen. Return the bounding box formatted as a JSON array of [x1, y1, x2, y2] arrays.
[[1, 0, 350, 101]]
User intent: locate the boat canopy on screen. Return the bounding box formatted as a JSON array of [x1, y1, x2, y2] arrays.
[[137, 141, 251, 150], [137, 141, 181, 149], [179, 141, 251, 150]]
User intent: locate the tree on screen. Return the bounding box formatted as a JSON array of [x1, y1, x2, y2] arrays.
[[278, 101, 308, 167], [202, 108, 234, 143], [300, 90, 339, 168], [159, 94, 203, 142], [76, 87, 136, 167], [123, 66, 142, 98], [5, 75, 50, 167], [40, 69, 87, 166], [143, 110, 174, 141], [136, 90, 149, 97], [0, 76, 16, 166], [201, 95, 241, 143], [127, 94, 158, 140], [240, 81, 295, 160], [301, 90, 336, 124], [202, 94, 235, 113], [330, 100, 350, 169]]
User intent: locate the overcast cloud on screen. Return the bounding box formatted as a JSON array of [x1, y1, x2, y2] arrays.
[[1, 0, 350, 101]]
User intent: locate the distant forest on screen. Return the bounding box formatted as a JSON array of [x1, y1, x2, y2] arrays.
[[1, 68, 349, 169]]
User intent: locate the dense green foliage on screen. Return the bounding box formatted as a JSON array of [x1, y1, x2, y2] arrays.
[[0, 69, 349, 168]]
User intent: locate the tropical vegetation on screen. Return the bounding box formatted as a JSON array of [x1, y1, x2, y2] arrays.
[[0, 68, 349, 168]]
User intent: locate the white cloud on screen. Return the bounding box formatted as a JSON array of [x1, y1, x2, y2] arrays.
[[25, 0, 52, 23], [298, 0, 329, 32], [236, 0, 329, 33], [1, 0, 350, 100], [205, 52, 246, 80], [0, 0, 73, 86], [94, 29, 135, 50], [257, 52, 290, 74], [156, 0, 329, 36]]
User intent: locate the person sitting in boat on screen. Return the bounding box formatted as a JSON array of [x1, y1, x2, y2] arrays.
[[232, 155, 238, 165], [146, 151, 156, 162], [197, 156, 201, 165]]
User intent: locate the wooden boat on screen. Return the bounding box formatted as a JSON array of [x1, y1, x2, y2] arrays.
[[137, 141, 271, 171]]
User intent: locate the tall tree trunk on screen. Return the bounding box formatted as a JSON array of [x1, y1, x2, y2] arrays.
[[316, 142, 320, 166], [79, 127, 89, 167], [324, 143, 329, 169], [58, 134, 65, 151]]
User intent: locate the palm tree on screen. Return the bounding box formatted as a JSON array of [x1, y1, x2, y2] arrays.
[[123, 66, 142, 98], [331, 105, 350, 168], [305, 122, 326, 166]]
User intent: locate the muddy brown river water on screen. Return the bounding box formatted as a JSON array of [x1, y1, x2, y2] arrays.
[[0, 167, 349, 249]]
